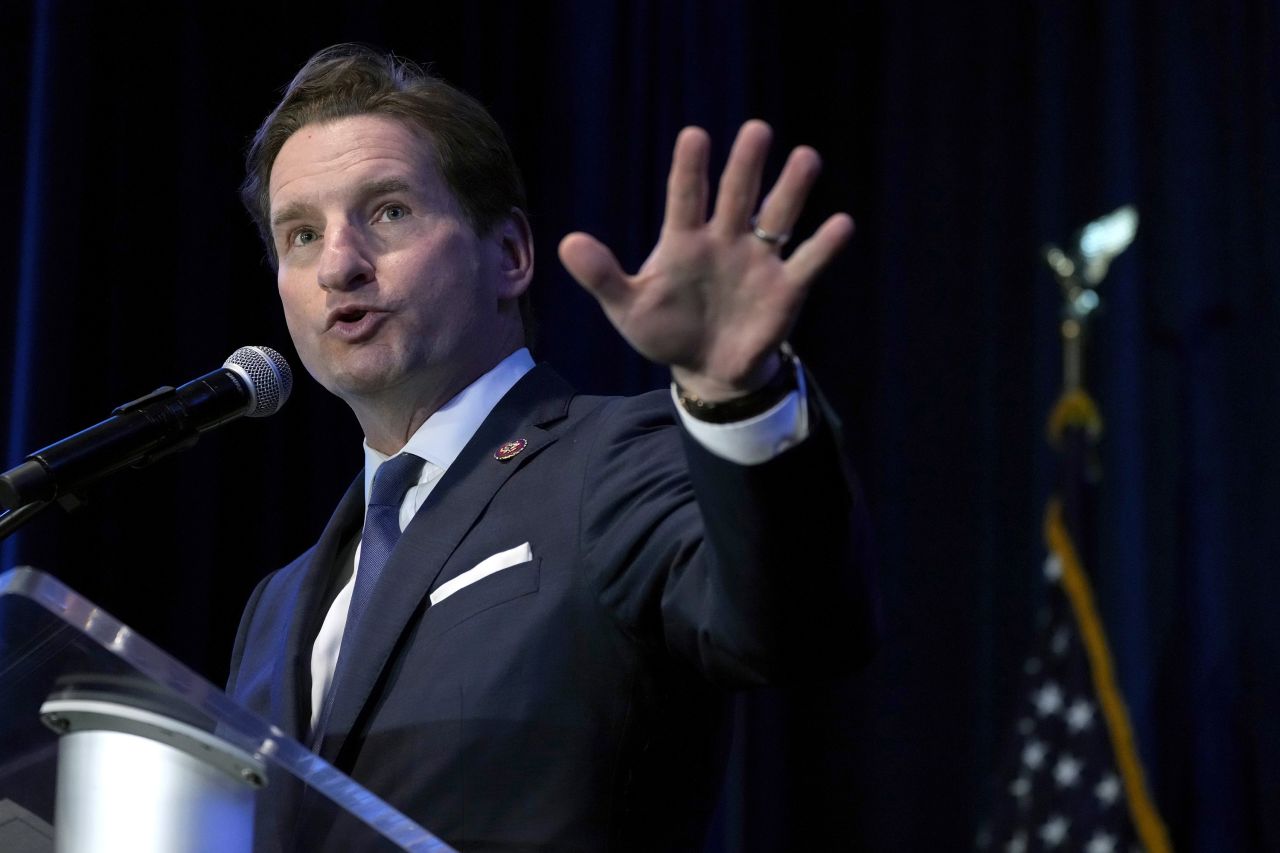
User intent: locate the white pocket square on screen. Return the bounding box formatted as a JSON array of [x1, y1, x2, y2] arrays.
[[430, 542, 533, 605]]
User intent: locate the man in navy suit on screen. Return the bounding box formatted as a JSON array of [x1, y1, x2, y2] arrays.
[[227, 43, 877, 851]]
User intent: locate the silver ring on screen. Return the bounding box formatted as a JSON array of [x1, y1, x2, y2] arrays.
[[749, 216, 790, 248]]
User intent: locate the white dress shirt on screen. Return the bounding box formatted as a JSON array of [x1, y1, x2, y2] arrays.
[[310, 347, 811, 726]]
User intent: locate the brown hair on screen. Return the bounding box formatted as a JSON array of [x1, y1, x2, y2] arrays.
[[241, 43, 534, 339]]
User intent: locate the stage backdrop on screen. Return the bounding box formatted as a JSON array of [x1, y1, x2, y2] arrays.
[[2, 2, 1277, 850]]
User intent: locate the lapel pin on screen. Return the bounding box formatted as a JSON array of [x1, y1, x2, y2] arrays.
[[494, 438, 528, 461]]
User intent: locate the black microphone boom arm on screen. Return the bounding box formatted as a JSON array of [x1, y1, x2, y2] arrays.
[[0, 369, 247, 509], [0, 346, 291, 512]]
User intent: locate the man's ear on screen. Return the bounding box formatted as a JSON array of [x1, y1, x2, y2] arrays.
[[492, 207, 534, 299]]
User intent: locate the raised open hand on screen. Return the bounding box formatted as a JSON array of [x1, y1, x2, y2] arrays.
[[558, 119, 854, 401]]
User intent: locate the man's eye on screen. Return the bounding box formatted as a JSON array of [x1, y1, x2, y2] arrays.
[[291, 228, 319, 247], [378, 204, 408, 222]]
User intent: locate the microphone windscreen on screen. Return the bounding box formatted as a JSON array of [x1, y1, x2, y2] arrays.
[[224, 346, 293, 417]]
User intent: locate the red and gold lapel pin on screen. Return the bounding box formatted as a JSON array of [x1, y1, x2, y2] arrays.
[[494, 438, 528, 461]]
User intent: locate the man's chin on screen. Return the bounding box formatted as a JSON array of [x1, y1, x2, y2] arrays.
[[326, 372, 402, 404], [309, 358, 404, 402], [308, 347, 408, 397]]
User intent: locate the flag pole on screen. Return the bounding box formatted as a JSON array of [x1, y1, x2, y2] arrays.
[[1041, 206, 1171, 853], [1041, 204, 1138, 460]]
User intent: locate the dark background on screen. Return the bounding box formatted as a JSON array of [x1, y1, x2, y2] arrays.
[[2, 1, 1277, 850]]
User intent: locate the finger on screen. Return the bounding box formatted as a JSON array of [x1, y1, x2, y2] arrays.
[[663, 127, 711, 232], [710, 119, 773, 234], [782, 213, 856, 285], [754, 145, 823, 247], [558, 231, 631, 306]]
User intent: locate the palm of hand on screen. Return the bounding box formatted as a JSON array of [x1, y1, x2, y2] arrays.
[[558, 119, 854, 400]]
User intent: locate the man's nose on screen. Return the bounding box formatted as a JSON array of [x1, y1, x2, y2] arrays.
[[316, 224, 375, 291]]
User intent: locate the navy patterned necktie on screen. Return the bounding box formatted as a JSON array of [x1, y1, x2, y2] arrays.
[[346, 451, 426, 633]]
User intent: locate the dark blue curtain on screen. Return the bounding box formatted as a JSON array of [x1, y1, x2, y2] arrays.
[[3, 2, 1276, 849]]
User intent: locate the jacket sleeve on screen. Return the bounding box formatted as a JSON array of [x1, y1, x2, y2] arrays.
[[579, 380, 880, 688]]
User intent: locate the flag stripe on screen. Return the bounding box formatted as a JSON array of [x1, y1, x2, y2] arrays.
[[1045, 498, 1172, 853]]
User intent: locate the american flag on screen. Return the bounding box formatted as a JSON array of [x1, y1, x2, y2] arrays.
[[976, 499, 1170, 853], [982, 210, 1168, 853]]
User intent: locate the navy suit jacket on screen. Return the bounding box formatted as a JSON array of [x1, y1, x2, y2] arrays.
[[227, 364, 877, 852]]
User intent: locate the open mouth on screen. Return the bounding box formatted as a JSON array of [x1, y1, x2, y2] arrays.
[[327, 306, 384, 341], [333, 307, 369, 325]]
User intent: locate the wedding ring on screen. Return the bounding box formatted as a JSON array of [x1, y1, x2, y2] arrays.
[[749, 216, 790, 248]]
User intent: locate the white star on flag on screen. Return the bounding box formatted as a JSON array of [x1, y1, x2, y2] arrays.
[[1039, 815, 1070, 847], [1032, 681, 1064, 716], [1095, 773, 1121, 806], [1043, 555, 1063, 580], [1053, 754, 1083, 787], [1051, 626, 1071, 656], [1066, 698, 1095, 732], [1086, 830, 1118, 853], [1023, 740, 1049, 770]]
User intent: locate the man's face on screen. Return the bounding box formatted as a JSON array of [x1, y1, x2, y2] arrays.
[[269, 114, 522, 419]]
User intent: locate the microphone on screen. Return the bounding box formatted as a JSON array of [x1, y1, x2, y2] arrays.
[[0, 346, 293, 510]]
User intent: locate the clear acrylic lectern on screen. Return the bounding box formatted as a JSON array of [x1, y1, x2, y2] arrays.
[[0, 567, 457, 853]]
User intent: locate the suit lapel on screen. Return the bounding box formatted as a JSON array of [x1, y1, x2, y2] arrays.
[[317, 365, 574, 762], [273, 474, 364, 741]]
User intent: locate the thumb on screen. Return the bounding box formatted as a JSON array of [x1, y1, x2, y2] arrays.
[[558, 232, 629, 306]]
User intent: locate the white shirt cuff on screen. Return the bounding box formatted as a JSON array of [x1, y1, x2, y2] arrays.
[[671, 359, 811, 465]]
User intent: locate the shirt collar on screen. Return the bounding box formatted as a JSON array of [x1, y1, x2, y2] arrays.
[[362, 348, 536, 504]]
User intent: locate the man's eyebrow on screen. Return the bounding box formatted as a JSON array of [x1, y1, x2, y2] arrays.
[[363, 177, 414, 198], [270, 178, 417, 230], [271, 201, 314, 231]]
